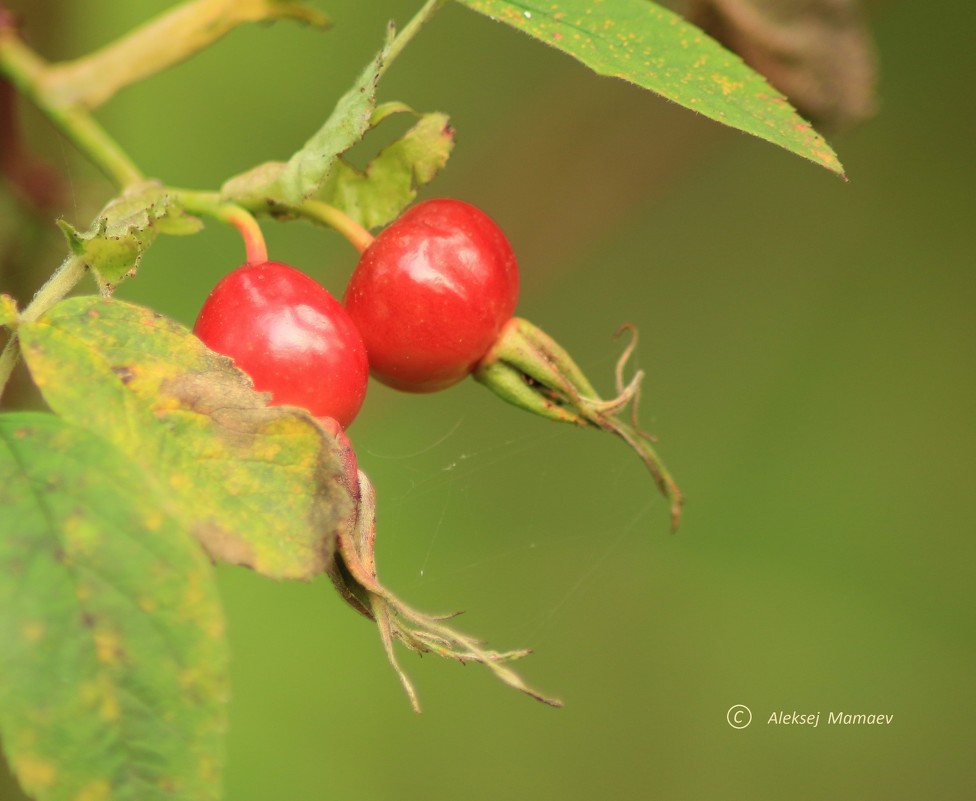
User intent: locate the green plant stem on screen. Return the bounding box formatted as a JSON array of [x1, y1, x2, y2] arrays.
[[0, 255, 87, 398], [281, 0, 449, 252], [297, 200, 375, 253], [42, 0, 330, 110], [382, 0, 448, 77], [19, 256, 88, 324], [0, 30, 143, 188]]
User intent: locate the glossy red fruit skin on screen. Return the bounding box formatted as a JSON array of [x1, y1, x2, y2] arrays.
[[343, 198, 519, 393], [194, 261, 368, 428]]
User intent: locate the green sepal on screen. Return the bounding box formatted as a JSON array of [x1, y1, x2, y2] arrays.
[[473, 357, 583, 427]]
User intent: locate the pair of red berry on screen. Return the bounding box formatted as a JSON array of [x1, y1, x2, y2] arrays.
[[193, 199, 519, 428]]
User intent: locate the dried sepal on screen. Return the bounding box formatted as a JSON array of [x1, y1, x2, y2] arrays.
[[321, 421, 560, 712], [474, 318, 684, 530]]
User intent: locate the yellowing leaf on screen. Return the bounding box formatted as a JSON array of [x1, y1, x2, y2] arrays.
[[18, 297, 353, 580], [0, 294, 18, 327]]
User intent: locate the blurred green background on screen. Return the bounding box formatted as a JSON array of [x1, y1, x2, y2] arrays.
[[2, 1, 974, 799]]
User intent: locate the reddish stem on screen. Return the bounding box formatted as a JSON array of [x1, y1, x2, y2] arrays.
[[222, 205, 268, 265]]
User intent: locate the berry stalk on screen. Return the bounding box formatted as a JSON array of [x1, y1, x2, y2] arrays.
[[296, 199, 374, 254], [216, 205, 268, 265], [173, 190, 269, 265]]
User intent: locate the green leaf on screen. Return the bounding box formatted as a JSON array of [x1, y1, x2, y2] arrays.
[[18, 297, 353, 580], [218, 160, 286, 207], [0, 412, 228, 801], [223, 106, 455, 231], [317, 107, 455, 229], [453, 0, 844, 175], [277, 24, 396, 204], [58, 183, 203, 293], [222, 25, 396, 207]]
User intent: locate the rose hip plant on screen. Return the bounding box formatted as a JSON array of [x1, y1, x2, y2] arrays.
[[0, 1, 845, 799]]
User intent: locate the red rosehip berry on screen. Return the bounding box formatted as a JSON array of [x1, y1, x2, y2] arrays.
[[194, 260, 368, 428], [343, 198, 519, 392]]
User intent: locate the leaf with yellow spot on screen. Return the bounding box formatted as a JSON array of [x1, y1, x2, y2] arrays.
[[1, 293, 18, 327], [18, 295, 353, 580], [453, 0, 844, 175], [0, 412, 228, 801]]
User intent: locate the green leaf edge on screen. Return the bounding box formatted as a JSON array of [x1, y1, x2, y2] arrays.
[[453, 0, 845, 177]]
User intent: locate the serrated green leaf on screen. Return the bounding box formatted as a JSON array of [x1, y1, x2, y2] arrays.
[[319, 109, 455, 229], [224, 107, 455, 230], [18, 297, 352, 580], [276, 25, 396, 204], [1, 294, 18, 327], [58, 183, 203, 293], [454, 0, 844, 175], [222, 25, 396, 207], [0, 412, 227, 801]]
